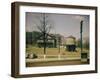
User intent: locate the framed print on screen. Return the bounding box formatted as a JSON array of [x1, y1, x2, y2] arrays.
[[11, 2, 98, 78]]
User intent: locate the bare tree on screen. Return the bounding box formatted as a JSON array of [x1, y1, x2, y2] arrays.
[[36, 13, 52, 54]]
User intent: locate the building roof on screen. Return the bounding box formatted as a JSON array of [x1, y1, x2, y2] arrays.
[[66, 35, 76, 39]]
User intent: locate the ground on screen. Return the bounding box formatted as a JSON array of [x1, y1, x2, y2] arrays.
[[26, 45, 89, 58], [26, 45, 89, 67]]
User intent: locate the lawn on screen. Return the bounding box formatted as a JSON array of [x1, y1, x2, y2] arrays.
[[26, 45, 89, 59], [26, 45, 89, 67]]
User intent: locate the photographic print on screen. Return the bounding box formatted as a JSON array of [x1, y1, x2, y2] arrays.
[[11, 2, 97, 78], [26, 13, 90, 67]]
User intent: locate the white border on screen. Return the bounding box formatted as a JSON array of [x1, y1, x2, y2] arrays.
[[19, 6, 95, 74]]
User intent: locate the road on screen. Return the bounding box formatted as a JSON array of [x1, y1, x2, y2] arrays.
[[26, 59, 89, 67]]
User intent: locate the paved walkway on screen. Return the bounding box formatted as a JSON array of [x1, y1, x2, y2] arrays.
[[26, 55, 89, 67]]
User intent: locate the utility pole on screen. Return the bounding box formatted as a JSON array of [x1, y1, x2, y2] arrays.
[[80, 20, 83, 53], [80, 20, 88, 63], [58, 36, 61, 53]]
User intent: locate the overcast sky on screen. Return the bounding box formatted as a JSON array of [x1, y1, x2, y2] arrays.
[[26, 12, 89, 39]]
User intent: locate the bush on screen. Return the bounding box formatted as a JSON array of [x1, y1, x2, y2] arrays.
[[33, 54, 38, 58], [26, 53, 38, 59]]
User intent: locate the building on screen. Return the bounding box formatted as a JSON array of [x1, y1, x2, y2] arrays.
[[37, 34, 57, 48], [65, 36, 76, 51], [26, 31, 65, 48]]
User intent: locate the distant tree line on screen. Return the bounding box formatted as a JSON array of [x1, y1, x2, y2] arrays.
[[26, 31, 42, 46], [76, 38, 89, 49]]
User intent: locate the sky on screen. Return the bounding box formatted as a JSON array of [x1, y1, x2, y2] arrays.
[[26, 12, 89, 39]]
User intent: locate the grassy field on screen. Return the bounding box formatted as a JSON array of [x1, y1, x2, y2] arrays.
[[26, 45, 89, 59], [26, 45, 89, 67]]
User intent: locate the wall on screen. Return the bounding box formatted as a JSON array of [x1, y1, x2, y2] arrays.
[[0, 0, 100, 80]]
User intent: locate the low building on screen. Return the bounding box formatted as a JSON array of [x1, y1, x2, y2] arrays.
[[37, 34, 57, 48], [65, 36, 76, 51]]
